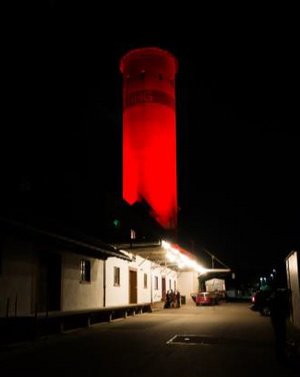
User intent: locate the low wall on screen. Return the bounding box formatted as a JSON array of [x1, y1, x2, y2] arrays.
[[0, 303, 152, 345]]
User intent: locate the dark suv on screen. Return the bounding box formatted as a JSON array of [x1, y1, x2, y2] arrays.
[[250, 289, 272, 316]]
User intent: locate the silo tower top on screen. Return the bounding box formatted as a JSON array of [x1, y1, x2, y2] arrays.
[[120, 47, 178, 74]]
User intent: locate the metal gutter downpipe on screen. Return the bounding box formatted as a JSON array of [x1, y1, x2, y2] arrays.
[[103, 260, 106, 308]]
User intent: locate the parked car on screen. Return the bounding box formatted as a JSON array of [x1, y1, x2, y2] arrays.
[[250, 289, 272, 316], [195, 292, 218, 306]]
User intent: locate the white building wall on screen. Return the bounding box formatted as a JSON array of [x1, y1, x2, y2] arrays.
[[0, 235, 181, 315], [151, 264, 177, 303], [286, 251, 300, 329], [105, 257, 130, 307], [164, 267, 178, 292], [135, 255, 152, 303], [61, 252, 104, 311], [0, 233, 106, 315], [177, 271, 199, 303], [151, 264, 162, 303], [105, 254, 178, 306], [0, 235, 34, 317]]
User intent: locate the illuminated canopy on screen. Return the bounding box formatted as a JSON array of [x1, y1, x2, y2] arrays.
[[161, 240, 208, 274]]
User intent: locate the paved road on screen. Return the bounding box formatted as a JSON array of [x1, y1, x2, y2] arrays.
[[0, 302, 298, 376]]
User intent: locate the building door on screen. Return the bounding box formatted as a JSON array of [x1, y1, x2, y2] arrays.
[[37, 253, 61, 312], [162, 277, 166, 300], [129, 269, 137, 304]]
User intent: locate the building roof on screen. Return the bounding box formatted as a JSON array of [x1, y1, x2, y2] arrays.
[[0, 216, 132, 261], [198, 269, 232, 282], [115, 241, 170, 266], [115, 241, 204, 270]]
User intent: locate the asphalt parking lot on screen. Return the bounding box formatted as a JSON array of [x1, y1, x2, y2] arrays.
[[0, 302, 298, 377]]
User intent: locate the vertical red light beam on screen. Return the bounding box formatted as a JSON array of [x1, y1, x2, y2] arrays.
[[120, 47, 178, 229]]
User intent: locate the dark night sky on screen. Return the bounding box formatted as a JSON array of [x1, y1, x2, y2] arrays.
[[2, 4, 299, 279]]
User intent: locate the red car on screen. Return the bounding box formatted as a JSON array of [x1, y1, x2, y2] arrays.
[[196, 292, 218, 306]]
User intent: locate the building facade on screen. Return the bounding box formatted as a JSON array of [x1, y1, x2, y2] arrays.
[[0, 218, 179, 318], [285, 250, 300, 329]]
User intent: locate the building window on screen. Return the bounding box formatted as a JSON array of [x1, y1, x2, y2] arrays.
[[114, 266, 120, 286], [169, 279, 171, 290], [154, 276, 159, 290], [144, 273, 148, 289], [80, 259, 91, 283]]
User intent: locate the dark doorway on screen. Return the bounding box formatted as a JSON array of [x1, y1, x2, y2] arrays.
[[37, 253, 61, 312], [129, 269, 137, 304], [162, 277, 166, 300]]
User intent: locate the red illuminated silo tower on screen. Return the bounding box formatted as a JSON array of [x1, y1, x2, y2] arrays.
[[120, 47, 178, 229]]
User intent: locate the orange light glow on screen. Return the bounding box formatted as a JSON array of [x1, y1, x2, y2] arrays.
[[120, 47, 178, 229]]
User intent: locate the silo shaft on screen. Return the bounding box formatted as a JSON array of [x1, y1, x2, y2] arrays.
[[120, 47, 178, 229]]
